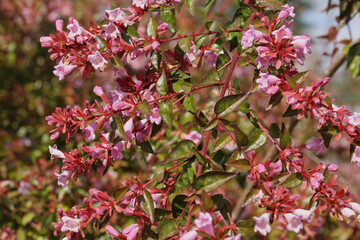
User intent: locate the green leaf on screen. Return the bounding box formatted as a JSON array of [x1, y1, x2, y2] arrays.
[[282, 105, 301, 118], [172, 194, 188, 218], [155, 208, 172, 222], [194, 70, 220, 88], [266, 92, 283, 110], [139, 190, 155, 222], [213, 134, 232, 152], [136, 138, 154, 154], [201, 190, 215, 211], [147, 17, 158, 36], [185, 0, 195, 15], [234, 124, 249, 147], [281, 172, 303, 188], [204, 118, 218, 131], [192, 171, 238, 192], [151, 51, 161, 70], [161, 8, 176, 32], [280, 123, 291, 149], [162, 140, 197, 165], [113, 114, 126, 139], [216, 54, 231, 76], [127, 25, 140, 38], [160, 101, 173, 129], [268, 123, 280, 138], [256, 0, 284, 10], [138, 100, 152, 115], [211, 194, 232, 222], [214, 93, 250, 117], [157, 70, 168, 95], [184, 93, 196, 113], [113, 186, 130, 202], [244, 129, 267, 151], [22, 212, 36, 225], [193, 147, 223, 170], [243, 187, 259, 206], [158, 219, 179, 239], [178, 37, 191, 53], [226, 159, 251, 171], [151, 122, 163, 137], [205, 0, 215, 13]]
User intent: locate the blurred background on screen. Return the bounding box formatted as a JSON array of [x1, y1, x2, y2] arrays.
[[0, 0, 359, 239]]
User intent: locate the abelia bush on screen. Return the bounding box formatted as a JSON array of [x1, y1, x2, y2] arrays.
[[39, 0, 360, 239]]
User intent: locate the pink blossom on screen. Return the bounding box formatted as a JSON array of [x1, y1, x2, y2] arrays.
[[106, 8, 126, 22], [180, 230, 197, 240], [106, 225, 120, 237], [257, 163, 266, 174], [61, 216, 81, 232], [269, 161, 282, 177], [88, 51, 108, 70], [130, 49, 143, 60], [351, 146, 360, 166], [111, 141, 124, 160], [306, 138, 325, 154], [294, 208, 314, 222], [284, 213, 303, 233], [18, 181, 32, 195], [241, 25, 264, 49], [184, 131, 202, 143], [55, 19, 64, 31], [84, 121, 97, 142], [152, 41, 160, 51], [133, 0, 148, 9], [67, 18, 82, 40], [123, 224, 140, 240], [341, 207, 355, 219], [277, 4, 295, 21], [102, 22, 120, 38], [149, 107, 161, 125], [254, 213, 271, 236], [325, 164, 338, 172], [40, 36, 53, 47], [157, 23, 169, 32], [124, 118, 135, 140], [204, 50, 218, 67], [194, 212, 215, 236], [348, 112, 360, 127], [54, 170, 71, 187], [310, 177, 320, 189], [256, 73, 281, 95], [184, 45, 200, 63], [224, 233, 242, 240], [292, 35, 311, 65], [349, 202, 360, 214], [49, 145, 65, 159], [53, 58, 76, 80]]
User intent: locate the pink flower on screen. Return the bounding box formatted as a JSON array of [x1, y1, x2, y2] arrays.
[[254, 213, 271, 236], [40, 36, 53, 47], [341, 207, 355, 219], [67, 18, 82, 40], [269, 161, 282, 177], [224, 233, 242, 240], [294, 208, 314, 222], [123, 224, 140, 240], [204, 50, 218, 67], [306, 138, 325, 154], [61, 216, 81, 232], [257, 163, 266, 174], [149, 107, 161, 125], [53, 58, 76, 80], [102, 22, 120, 38], [351, 146, 360, 166], [277, 4, 295, 21], [55, 19, 64, 31], [157, 23, 169, 32], [180, 230, 197, 240], [284, 213, 303, 233], [349, 202, 360, 214], [194, 212, 215, 236], [106, 8, 126, 22], [88, 51, 108, 70], [325, 164, 338, 172], [184, 131, 202, 143], [256, 73, 281, 95], [184, 45, 200, 63], [49, 145, 65, 159], [106, 225, 120, 237], [124, 118, 135, 140], [133, 0, 148, 9], [130, 49, 143, 60], [292, 35, 311, 65], [152, 41, 160, 51], [241, 25, 264, 49], [111, 141, 124, 160], [18, 181, 32, 195], [84, 121, 97, 142], [54, 170, 71, 187], [348, 112, 360, 127]]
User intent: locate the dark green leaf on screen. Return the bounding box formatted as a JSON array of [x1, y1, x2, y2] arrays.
[[244, 129, 267, 151], [281, 172, 303, 188], [158, 219, 179, 240], [136, 138, 154, 154], [184, 94, 196, 113], [192, 171, 238, 192], [160, 101, 173, 129], [147, 17, 157, 36], [139, 190, 155, 222], [266, 92, 283, 110], [280, 123, 291, 149], [161, 8, 176, 32], [185, 0, 195, 15], [113, 114, 126, 139], [127, 25, 140, 38], [204, 118, 218, 131], [226, 159, 251, 171], [162, 140, 197, 165], [157, 70, 168, 96], [211, 194, 232, 222], [214, 93, 250, 117], [172, 194, 188, 218], [113, 186, 130, 202], [179, 37, 191, 52], [234, 124, 249, 147], [268, 123, 280, 138], [282, 105, 301, 118], [138, 100, 152, 115], [213, 134, 232, 152], [193, 147, 223, 170]]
